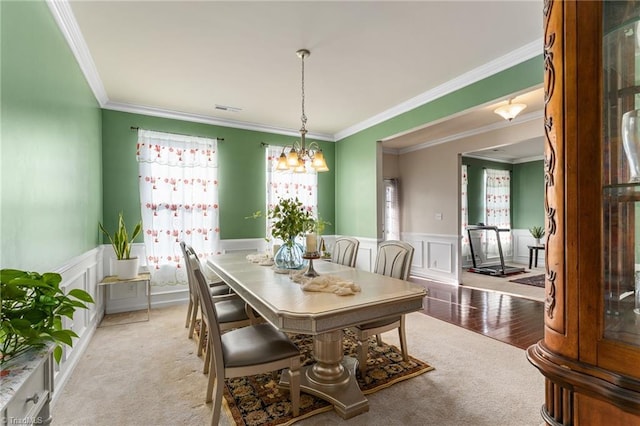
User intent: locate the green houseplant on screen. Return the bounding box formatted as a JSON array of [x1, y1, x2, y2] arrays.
[[529, 226, 545, 245], [99, 212, 142, 279], [0, 269, 94, 364]]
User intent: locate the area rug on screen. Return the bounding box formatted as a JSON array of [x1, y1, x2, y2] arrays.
[[509, 274, 545, 288], [221, 329, 434, 426]]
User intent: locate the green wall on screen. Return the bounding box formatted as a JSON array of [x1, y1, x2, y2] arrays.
[[101, 110, 335, 240], [335, 57, 544, 238], [1, 1, 102, 271], [512, 160, 545, 229]]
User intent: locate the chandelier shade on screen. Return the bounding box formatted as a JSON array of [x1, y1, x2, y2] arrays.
[[276, 49, 329, 173], [494, 98, 527, 121]]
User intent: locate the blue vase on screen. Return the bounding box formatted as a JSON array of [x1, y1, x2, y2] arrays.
[[274, 239, 306, 269]]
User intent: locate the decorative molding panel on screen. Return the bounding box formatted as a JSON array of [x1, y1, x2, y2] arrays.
[[220, 238, 265, 253], [51, 246, 103, 406], [512, 229, 546, 267], [403, 232, 459, 284]]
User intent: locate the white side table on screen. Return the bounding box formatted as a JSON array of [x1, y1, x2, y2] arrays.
[[98, 273, 151, 326]]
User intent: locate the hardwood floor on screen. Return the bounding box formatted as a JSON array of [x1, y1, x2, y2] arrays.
[[410, 277, 544, 350]]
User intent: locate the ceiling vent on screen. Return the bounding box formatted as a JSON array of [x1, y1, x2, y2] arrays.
[[215, 104, 242, 112]]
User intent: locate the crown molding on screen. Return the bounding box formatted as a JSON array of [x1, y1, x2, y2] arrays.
[[46, 0, 108, 105], [333, 38, 543, 141], [513, 154, 544, 164], [462, 153, 515, 164], [103, 101, 335, 142], [397, 109, 544, 155], [462, 153, 544, 165]]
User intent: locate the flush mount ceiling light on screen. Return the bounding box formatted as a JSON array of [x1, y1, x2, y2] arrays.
[[494, 98, 527, 122], [276, 49, 329, 173]]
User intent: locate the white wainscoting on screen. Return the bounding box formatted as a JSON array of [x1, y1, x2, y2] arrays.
[[402, 232, 460, 284], [512, 228, 546, 268], [52, 246, 104, 405]]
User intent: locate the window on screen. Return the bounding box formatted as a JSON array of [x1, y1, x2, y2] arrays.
[[484, 168, 512, 256], [137, 129, 220, 286], [461, 165, 470, 257], [384, 178, 400, 240]]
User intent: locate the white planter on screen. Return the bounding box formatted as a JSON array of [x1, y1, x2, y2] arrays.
[[115, 258, 140, 280]]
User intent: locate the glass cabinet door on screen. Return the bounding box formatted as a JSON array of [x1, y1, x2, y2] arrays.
[[603, 2, 640, 348]]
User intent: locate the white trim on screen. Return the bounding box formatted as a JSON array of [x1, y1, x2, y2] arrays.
[[513, 155, 545, 164], [45, 0, 108, 105], [463, 153, 515, 165], [463, 153, 544, 165], [334, 39, 543, 141], [103, 101, 334, 142]]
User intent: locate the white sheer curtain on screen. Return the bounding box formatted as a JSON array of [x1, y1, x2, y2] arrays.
[[266, 146, 317, 247], [137, 129, 220, 286], [384, 178, 400, 240], [461, 165, 470, 258], [484, 168, 512, 257]]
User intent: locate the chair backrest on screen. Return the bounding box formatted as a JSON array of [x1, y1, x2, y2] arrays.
[[374, 240, 414, 280], [180, 241, 200, 292], [180, 241, 195, 291], [191, 256, 225, 371], [332, 237, 360, 267]]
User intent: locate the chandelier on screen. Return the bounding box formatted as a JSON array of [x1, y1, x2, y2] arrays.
[[494, 98, 527, 122], [276, 49, 329, 173]]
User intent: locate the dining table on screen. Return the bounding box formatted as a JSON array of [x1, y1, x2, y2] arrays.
[[207, 252, 427, 419]]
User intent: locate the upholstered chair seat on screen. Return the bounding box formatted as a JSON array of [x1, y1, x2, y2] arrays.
[[221, 323, 300, 368]]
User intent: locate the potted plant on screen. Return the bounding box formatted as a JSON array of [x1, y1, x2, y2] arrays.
[[0, 269, 94, 364], [99, 212, 142, 279], [529, 226, 545, 245], [268, 198, 315, 269]]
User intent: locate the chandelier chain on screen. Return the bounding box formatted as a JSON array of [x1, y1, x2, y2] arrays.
[[300, 53, 307, 131]]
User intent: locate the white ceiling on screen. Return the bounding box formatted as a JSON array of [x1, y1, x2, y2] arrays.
[[57, 0, 544, 150]]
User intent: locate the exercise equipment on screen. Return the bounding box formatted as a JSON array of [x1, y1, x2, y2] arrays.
[[466, 225, 525, 276]]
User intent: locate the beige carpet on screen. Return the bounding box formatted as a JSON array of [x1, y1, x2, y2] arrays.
[[52, 304, 545, 426]]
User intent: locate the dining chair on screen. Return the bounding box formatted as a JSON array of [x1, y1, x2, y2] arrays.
[[331, 237, 360, 267], [179, 241, 230, 339], [192, 263, 301, 425], [351, 240, 415, 376]]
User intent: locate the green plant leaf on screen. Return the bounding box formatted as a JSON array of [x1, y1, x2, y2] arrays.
[[57, 306, 75, 319], [50, 330, 73, 346], [0, 269, 28, 282], [1, 283, 27, 299], [53, 345, 62, 364], [68, 289, 95, 304]]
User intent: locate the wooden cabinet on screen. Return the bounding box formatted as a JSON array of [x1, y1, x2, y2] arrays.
[[527, 1, 640, 424]]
